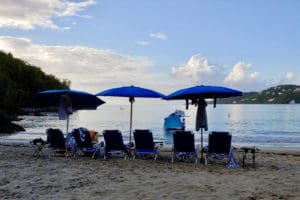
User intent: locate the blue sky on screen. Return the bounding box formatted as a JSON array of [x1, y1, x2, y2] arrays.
[[0, 0, 299, 94]]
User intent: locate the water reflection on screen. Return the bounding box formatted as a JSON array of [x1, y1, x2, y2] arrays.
[[1, 103, 300, 150]]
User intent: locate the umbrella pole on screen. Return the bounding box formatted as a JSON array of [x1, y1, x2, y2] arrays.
[[129, 101, 133, 146], [199, 128, 205, 163], [65, 114, 69, 156], [66, 114, 69, 134]]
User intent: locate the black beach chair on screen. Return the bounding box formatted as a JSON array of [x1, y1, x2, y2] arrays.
[[46, 128, 66, 158], [133, 129, 159, 160], [204, 131, 232, 165], [172, 131, 198, 164], [103, 130, 128, 160]]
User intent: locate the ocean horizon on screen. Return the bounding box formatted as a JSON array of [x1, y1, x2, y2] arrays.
[[1, 100, 299, 151]]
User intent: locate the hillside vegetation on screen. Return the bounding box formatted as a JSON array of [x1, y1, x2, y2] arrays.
[[0, 51, 70, 132], [219, 85, 300, 104]]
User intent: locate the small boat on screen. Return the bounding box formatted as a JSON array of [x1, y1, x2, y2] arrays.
[[289, 99, 296, 104], [164, 110, 185, 131]]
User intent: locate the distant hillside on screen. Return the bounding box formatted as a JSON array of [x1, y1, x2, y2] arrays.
[[0, 51, 70, 112], [0, 51, 71, 133], [219, 85, 300, 104]]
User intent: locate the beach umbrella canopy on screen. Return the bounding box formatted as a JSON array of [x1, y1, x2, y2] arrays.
[[165, 85, 242, 162], [96, 85, 165, 145], [36, 89, 104, 110], [165, 85, 242, 106], [35, 89, 105, 132]]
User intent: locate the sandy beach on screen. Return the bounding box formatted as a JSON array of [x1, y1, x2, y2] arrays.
[[0, 143, 299, 200]]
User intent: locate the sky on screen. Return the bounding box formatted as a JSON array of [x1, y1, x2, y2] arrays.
[[0, 0, 300, 95]]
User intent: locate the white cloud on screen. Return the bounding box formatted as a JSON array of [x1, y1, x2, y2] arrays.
[[135, 40, 150, 46], [149, 32, 167, 40], [0, 36, 168, 93], [224, 62, 259, 83], [223, 62, 261, 90], [60, 0, 95, 17], [0, 0, 96, 30], [171, 54, 224, 85], [1, 36, 298, 94], [280, 72, 300, 85], [170, 54, 265, 91]]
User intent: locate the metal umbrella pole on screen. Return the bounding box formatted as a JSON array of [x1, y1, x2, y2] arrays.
[[129, 97, 135, 147], [200, 127, 205, 163]]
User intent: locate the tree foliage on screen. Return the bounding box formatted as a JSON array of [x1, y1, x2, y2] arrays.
[[0, 51, 70, 113]]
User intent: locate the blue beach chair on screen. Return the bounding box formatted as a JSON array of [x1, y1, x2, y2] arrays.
[[171, 131, 198, 164], [133, 129, 159, 160], [204, 131, 239, 168], [46, 128, 66, 158], [103, 130, 128, 160], [69, 127, 97, 157]]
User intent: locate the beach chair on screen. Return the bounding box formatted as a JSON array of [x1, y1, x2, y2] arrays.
[[103, 130, 128, 160], [204, 131, 238, 167], [46, 128, 66, 158], [70, 127, 97, 157], [133, 129, 159, 160], [171, 131, 198, 164]]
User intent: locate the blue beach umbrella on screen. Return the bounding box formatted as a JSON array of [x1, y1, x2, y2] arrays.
[[165, 85, 242, 104], [96, 85, 165, 145], [165, 85, 242, 162], [35, 89, 105, 133]]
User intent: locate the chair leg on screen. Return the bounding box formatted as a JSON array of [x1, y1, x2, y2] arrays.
[[92, 147, 100, 159]]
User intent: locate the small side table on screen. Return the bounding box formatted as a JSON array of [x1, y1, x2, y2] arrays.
[[30, 138, 47, 157], [240, 147, 259, 168]]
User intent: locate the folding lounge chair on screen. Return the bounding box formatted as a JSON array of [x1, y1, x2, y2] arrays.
[[103, 130, 127, 160], [204, 131, 232, 166], [171, 131, 198, 164], [70, 127, 97, 157], [46, 128, 66, 158], [133, 129, 159, 160]]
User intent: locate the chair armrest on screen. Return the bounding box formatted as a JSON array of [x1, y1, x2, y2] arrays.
[[154, 141, 163, 150]]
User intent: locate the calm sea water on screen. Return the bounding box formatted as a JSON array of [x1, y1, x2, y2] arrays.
[[1, 99, 299, 151]]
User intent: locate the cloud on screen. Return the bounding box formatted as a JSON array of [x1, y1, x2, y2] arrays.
[[171, 54, 224, 85], [60, 0, 95, 17], [280, 72, 300, 85], [170, 54, 265, 91], [0, 36, 168, 93], [0, 0, 96, 30], [135, 40, 150, 46], [224, 62, 259, 83], [223, 62, 262, 90], [149, 32, 167, 40], [1, 36, 298, 94]]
